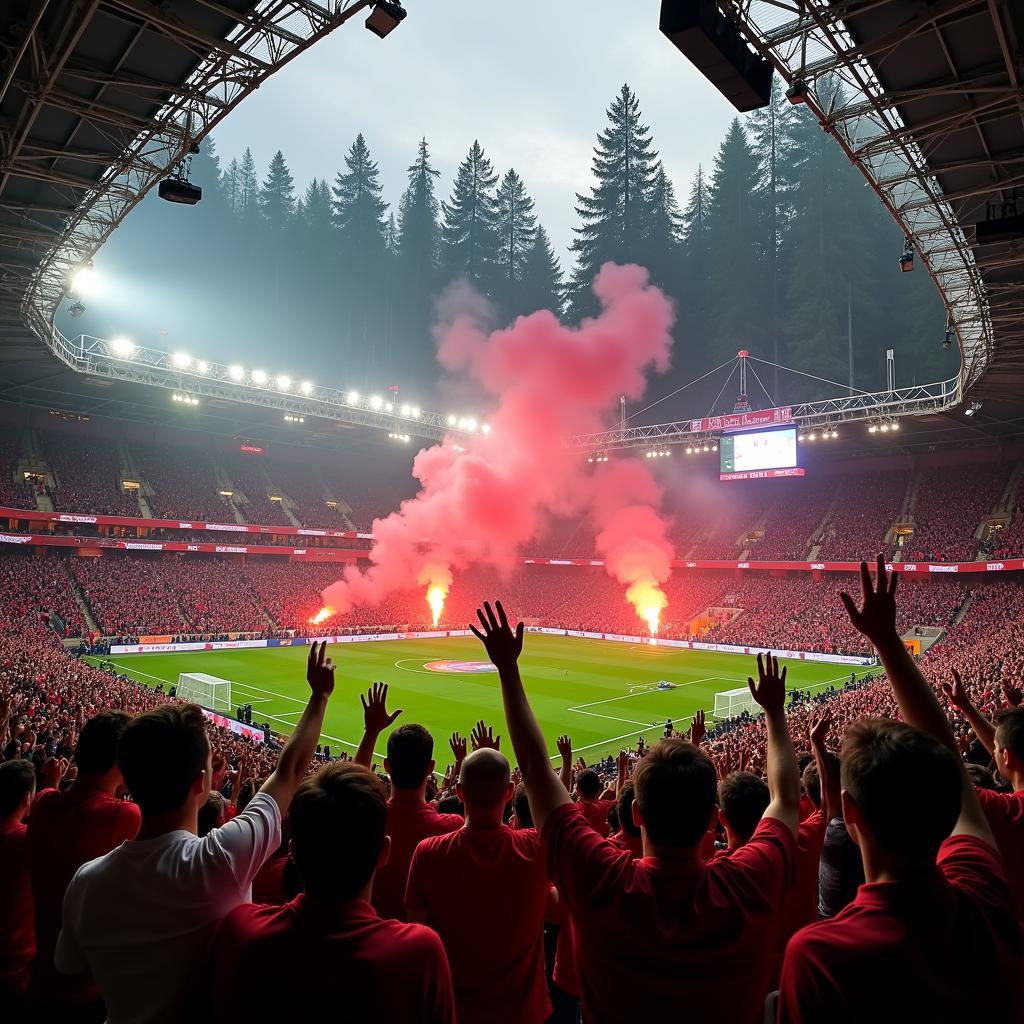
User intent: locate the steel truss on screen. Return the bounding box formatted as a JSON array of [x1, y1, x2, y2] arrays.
[[48, 327, 477, 442], [568, 377, 958, 451], [717, 0, 997, 389], [10, 0, 373, 343]]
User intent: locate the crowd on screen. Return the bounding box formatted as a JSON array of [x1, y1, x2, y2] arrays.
[[262, 460, 352, 530], [0, 561, 1020, 1024], [904, 464, 1008, 563], [67, 557, 184, 637], [134, 444, 233, 523], [37, 434, 139, 519], [750, 477, 839, 561], [815, 470, 907, 561], [0, 440, 36, 511]]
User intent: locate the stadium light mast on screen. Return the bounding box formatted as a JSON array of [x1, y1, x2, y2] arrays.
[[733, 349, 752, 413]]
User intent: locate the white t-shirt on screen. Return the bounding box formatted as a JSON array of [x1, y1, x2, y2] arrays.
[[56, 791, 281, 1024]]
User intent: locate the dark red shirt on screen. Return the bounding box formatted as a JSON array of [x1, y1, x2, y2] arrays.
[[544, 803, 795, 1024], [779, 835, 1023, 1023], [211, 895, 455, 1023], [372, 790, 462, 921], [0, 822, 34, 994], [406, 825, 550, 1024], [28, 786, 140, 996], [976, 787, 1024, 914], [578, 797, 611, 837]]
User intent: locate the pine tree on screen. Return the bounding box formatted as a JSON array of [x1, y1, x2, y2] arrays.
[[238, 147, 259, 221], [642, 162, 683, 292], [519, 224, 564, 317], [331, 133, 388, 249], [223, 157, 241, 214], [259, 150, 296, 234], [384, 212, 399, 258], [569, 84, 660, 315], [494, 168, 537, 315], [440, 140, 500, 290]]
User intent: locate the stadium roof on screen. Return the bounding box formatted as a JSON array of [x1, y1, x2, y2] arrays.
[[0, 0, 377, 437], [718, 0, 1024, 438]]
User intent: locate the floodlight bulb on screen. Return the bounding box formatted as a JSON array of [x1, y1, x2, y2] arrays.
[[228, 364, 244, 381], [369, 395, 383, 410], [347, 390, 360, 405], [251, 370, 268, 385], [299, 381, 313, 395], [411, 406, 421, 419], [276, 375, 292, 391], [71, 266, 98, 295], [481, 423, 491, 435], [171, 351, 191, 369], [465, 418, 478, 432], [447, 414, 457, 426], [196, 360, 209, 374], [110, 336, 135, 358]]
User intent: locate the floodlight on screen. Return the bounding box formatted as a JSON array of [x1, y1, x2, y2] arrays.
[[171, 351, 191, 369], [276, 375, 292, 391], [785, 79, 808, 104], [465, 418, 478, 432], [447, 414, 457, 426], [891, 422, 900, 431], [880, 423, 889, 433], [385, 402, 394, 413], [868, 425, 878, 434], [110, 336, 135, 358], [898, 242, 914, 272], [411, 406, 421, 419], [196, 360, 209, 374], [71, 266, 97, 295], [365, 0, 407, 38], [299, 381, 313, 395], [229, 364, 245, 381], [400, 403, 411, 417], [369, 395, 383, 410], [965, 401, 982, 417], [251, 370, 268, 385], [347, 390, 360, 405], [481, 423, 491, 435]]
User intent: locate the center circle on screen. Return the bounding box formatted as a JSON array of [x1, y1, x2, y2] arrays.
[[423, 660, 497, 674]]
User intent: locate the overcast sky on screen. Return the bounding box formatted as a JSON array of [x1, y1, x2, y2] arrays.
[[211, 0, 741, 265]]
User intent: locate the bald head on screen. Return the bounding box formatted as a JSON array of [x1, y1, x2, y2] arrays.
[[457, 748, 513, 812]]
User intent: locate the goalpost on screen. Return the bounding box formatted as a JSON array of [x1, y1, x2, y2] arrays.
[[713, 686, 759, 720], [176, 672, 233, 714]]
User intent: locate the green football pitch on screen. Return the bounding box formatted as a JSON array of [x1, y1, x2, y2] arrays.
[[92, 635, 874, 767]]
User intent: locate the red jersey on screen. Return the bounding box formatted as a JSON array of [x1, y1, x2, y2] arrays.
[[608, 830, 643, 858], [372, 789, 462, 921], [211, 895, 455, 1023], [976, 787, 1024, 914], [577, 797, 611, 837], [0, 822, 34, 994], [778, 835, 1024, 1023], [544, 803, 795, 1024], [406, 825, 550, 1024], [28, 786, 140, 996]]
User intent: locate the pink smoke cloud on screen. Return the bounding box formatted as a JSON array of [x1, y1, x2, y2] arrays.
[[320, 262, 678, 628]]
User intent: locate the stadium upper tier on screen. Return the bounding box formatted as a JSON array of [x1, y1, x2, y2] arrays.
[[3, 416, 1023, 563]]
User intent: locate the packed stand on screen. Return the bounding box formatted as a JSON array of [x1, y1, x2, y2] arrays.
[[815, 470, 907, 560], [691, 488, 773, 559], [985, 505, 1024, 559], [750, 477, 840, 561], [134, 443, 233, 522], [174, 559, 269, 635], [0, 552, 84, 638], [263, 460, 351, 530], [67, 557, 183, 638], [0, 439, 35, 511], [38, 432, 139, 518], [904, 464, 1009, 563], [220, 455, 286, 525]]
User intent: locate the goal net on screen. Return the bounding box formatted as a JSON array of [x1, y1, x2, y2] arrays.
[[713, 685, 758, 720], [176, 673, 233, 714]]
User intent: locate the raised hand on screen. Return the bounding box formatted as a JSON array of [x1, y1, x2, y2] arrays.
[[41, 756, 69, 791], [940, 668, 973, 712], [1003, 682, 1023, 708], [810, 711, 831, 749], [689, 709, 706, 746], [556, 735, 572, 762], [616, 749, 630, 782], [748, 652, 787, 716], [573, 756, 587, 774], [839, 554, 899, 644], [360, 681, 402, 733], [469, 601, 524, 671], [471, 720, 500, 751], [449, 731, 468, 765], [306, 641, 337, 699]]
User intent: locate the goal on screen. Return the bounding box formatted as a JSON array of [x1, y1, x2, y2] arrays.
[[713, 685, 758, 720], [176, 672, 233, 714]]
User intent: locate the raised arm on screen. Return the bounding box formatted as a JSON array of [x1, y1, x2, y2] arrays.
[[471, 601, 570, 833], [748, 652, 799, 837], [840, 555, 995, 846], [260, 641, 335, 814], [354, 681, 402, 768], [941, 669, 996, 756], [809, 712, 839, 821], [557, 735, 573, 794]]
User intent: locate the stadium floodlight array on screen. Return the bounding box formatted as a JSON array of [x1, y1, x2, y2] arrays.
[[53, 331, 490, 444], [176, 672, 233, 714], [712, 685, 761, 721]]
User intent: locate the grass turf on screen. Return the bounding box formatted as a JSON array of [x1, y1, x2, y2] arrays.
[[92, 634, 873, 767]]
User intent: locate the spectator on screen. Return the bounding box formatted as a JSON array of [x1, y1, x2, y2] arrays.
[[0, 759, 36, 1018], [470, 601, 800, 1024], [407, 747, 550, 1024], [575, 767, 611, 837], [778, 559, 1023, 1021], [353, 683, 463, 921], [28, 710, 140, 1020], [53, 642, 335, 1023], [211, 762, 455, 1023], [717, 771, 770, 855]]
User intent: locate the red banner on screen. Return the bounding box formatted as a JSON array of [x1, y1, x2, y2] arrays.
[[691, 407, 792, 434], [720, 468, 805, 482]]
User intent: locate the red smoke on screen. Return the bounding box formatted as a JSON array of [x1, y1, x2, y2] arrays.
[[320, 262, 677, 629]]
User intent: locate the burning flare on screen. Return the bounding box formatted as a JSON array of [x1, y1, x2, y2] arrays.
[[627, 578, 667, 635], [427, 585, 447, 628], [309, 606, 335, 626]]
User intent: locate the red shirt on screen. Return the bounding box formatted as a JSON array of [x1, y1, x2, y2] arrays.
[[779, 835, 1023, 1023], [578, 797, 611, 836], [779, 810, 827, 941], [211, 895, 455, 1023], [544, 803, 795, 1024], [28, 786, 140, 995], [976, 787, 1024, 914], [0, 822, 34, 994], [608, 829, 643, 858], [406, 824, 550, 1024], [252, 852, 289, 905], [372, 790, 462, 921]]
